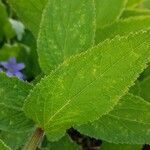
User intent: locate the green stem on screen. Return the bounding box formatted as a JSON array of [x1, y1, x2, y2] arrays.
[[24, 128, 44, 150]]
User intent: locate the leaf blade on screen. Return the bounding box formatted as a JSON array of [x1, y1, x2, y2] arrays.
[[76, 94, 150, 144], [38, 0, 96, 73], [0, 73, 33, 132], [24, 29, 150, 141]]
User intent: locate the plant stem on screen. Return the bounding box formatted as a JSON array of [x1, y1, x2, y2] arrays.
[[24, 127, 44, 150]]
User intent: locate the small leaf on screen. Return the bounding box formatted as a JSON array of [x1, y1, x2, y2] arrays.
[[0, 73, 33, 132], [96, 16, 150, 44], [7, 0, 47, 37], [38, 0, 96, 73], [76, 94, 150, 144], [95, 0, 127, 28], [0, 139, 11, 150], [24, 29, 150, 141], [101, 142, 142, 150]]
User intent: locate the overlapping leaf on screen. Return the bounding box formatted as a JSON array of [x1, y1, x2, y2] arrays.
[[76, 94, 150, 144], [24, 29, 150, 141], [38, 0, 96, 73], [0, 73, 33, 132], [95, 0, 127, 28], [96, 16, 150, 43]]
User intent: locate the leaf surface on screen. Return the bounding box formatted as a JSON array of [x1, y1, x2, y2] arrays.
[[24, 29, 150, 141], [43, 135, 78, 150], [126, 0, 143, 7], [139, 76, 150, 102], [121, 8, 150, 19], [7, 0, 47, 37], [76, 94, 150, 144], [0, 139, 11, 150], [96, 16, 150, 43], [101, 142, 142, 150], [0, 74, 33, 132], [38, 0, 95, 73], [95, 0, 127, 28]]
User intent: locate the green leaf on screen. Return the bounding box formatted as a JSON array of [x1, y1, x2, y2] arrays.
[[96, 16, 150, 44], [142, 0, 150, 9], [0, 131, 30, 150], [95, 0, 127, 28], [7, 0, 47, 37], [0, 1, 14, 40], [126, 0, 143, 8], [38, 0, 95, 73], [101, 142, 142, 150], [42, 135, 78, 150], [0, 139, 11, 150], [76, 94, 150, 144], [121, 8, 150, 19], [24, 29, 150, 141], [0, 73, 33, 132], [139, 76, 150, 102]]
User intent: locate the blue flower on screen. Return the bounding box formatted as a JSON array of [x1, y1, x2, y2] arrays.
[[0, 57, 25, 80]]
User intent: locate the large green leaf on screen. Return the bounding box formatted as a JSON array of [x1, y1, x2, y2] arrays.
[[121, 8, 150, 19], [101, 142, 142, 150], [95, 0, 127, 28], [7, 0, 47, 37], [24, 29, 150, 141], [0, 73, 33, 132], [96, 16, 150, 44], [0, 139, 11, 150], [38, 0, 95, 73], [77, 94, 150, 144], [126, 0, 143, 7]]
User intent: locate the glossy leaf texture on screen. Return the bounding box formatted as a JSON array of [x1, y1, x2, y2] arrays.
[[96, 16, 150, 44], [95, 0, 127, 28], [0, 73, 33, 132], [0, 139, 11, 150], [76, 94, 150, 144], [7, 0, 47, 37], [38, 0, 96, 73], [101, 142, 142, 150], [24, 29, 150, 141]]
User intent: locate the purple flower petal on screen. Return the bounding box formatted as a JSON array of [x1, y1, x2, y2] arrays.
[[0, 62, 9, 69], [14, 71, 24, 80], [16, 63, 25, 70], [8, 57, 17, 64], [6, 71, 14, 77]]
